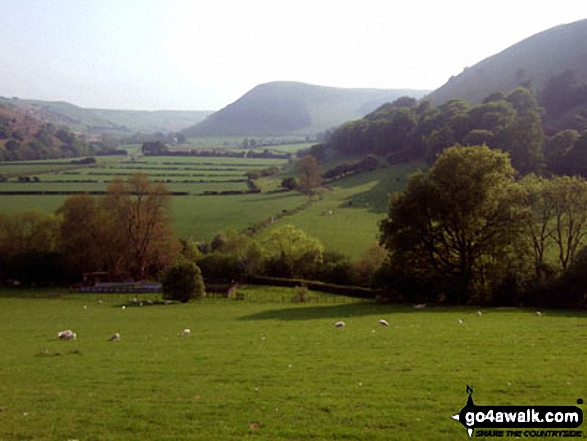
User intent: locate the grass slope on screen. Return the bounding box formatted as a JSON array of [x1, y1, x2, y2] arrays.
[[185, 82, 429, 137], [427, 19, 587, 105], [0, 288, 584, 440], [259, 163, 422, 258]]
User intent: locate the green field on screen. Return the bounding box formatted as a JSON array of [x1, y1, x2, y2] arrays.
[[259, 163, 422, 258], [0, 155, 422, 258], [0, 288, 584, 440]]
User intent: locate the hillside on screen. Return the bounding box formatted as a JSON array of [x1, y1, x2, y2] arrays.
[[0, 104, 92, 161], [0, 97, 212, 136], [427, 18, 587, 106], [184, 81, 429, 137]]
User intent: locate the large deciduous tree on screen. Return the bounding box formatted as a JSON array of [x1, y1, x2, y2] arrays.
[[296, 155, 322, 196], [379, 145, 526, 304], [59, 173, 179, 281], [263, 225, 324, 278]]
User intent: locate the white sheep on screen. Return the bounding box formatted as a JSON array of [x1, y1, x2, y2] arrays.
[[57, 330, 76, 340], [108, 333, 120, 341], [334, 321, 345, 328], [379, 319, 389, 327], [477, 311, 483, 317], [536, 311, 542, 316], [414, 303, 426, 310], [181, 329, 191, 336]]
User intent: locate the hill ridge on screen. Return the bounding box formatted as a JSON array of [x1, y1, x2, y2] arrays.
[[427, 18, 587, 105]]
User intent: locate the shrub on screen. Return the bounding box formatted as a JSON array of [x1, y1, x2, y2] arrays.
[[162, 261, 205, 303]]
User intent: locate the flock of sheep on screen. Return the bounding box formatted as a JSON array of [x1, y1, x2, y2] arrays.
[[56, 298, 191, 343], [57, 300, 543, 340], [57, 329, 191, 341]]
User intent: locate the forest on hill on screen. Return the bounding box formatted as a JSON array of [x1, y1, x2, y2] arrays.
[[325, 71, 587, 177], [0, 105, 93, 161]]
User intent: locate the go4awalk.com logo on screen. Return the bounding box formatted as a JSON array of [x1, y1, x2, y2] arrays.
[[451, 386, 584, 438]]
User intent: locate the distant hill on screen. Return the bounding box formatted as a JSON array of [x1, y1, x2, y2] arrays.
[[427, 19, 587, 106], [184, 81, 429, 137], [0, 104, 92, 161], [0, 97, 213, 136]]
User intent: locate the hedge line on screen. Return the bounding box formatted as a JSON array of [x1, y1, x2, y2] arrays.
[[247, 276, 376, 299], [0, 190, 190, 196]]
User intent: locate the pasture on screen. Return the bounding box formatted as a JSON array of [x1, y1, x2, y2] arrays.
[[0, 287, 584, 440], [0, 154, 420, 258]]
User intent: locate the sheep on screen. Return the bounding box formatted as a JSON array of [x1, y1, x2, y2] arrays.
[[477, 311, 483, 317], [121, 305, 126, 310], [379, 319, 389, 327], [535, 311, 542, 316], [458, 319, 464, 324], [334, 321, 345, 328], [108, 333, 120, 341], [414, 303, 426, 310], [181, 329, 191, 336], [57, 330, 76, 340]]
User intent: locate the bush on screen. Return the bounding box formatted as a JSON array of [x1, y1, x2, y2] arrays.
[[162, 261, 205, 303]]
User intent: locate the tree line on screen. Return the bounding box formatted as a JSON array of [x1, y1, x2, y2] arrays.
[[327, 72, 587, 178], [0, 173, 384, 292], [0, 121, 93, 161], [378, 145, 587, 308]]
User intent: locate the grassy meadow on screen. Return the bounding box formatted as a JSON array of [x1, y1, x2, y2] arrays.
[[0, 287, 584, 440], [0, 152, 421, 259]]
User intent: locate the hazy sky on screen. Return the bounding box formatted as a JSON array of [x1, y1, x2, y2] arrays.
[[0, 1, 585, 111]]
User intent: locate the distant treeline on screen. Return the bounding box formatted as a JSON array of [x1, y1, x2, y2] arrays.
[[141, 141, 292, 159], [325, 70, 587, 177], [0, 121, 93, 162]]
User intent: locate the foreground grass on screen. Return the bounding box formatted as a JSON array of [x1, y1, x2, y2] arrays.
[[0, 287, 584, 440]]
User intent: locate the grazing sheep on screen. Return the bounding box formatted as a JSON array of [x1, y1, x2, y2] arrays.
[[334, 321, 345, 328], [83, 305, 87, 311], [108, 333, 120, 341], [57, 330, 76, 340], [414, 303, 426, 310], [458, 319, 464, 324], [181, 329, 191, 336], [536, 311, 542, 316], [121, 305, 126, 310], [379, 319, 389, 327], [477, 311, 483, 317]]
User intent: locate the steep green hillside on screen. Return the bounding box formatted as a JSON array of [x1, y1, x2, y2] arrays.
[[427, 19, 587, 105], [185, 81, 429, 137], [0, 97, 212, 136]]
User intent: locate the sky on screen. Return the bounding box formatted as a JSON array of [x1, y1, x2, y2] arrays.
[[0, 1, 585, 111]]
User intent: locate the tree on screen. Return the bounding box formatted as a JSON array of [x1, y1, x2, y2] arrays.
[[496, 110, 545, 174], [102, 173, 179, 280], [544, 176, 587, 271], [162, 261, 205, 302], [141, 141, 168, 156], [520, 175, 556, 279], [379, 145, 526, 304], [58, 194, 108, 278], [263, 225, 324, 278], [281, 177, 298, 190], [542, 129, 580, 174], [296, 155, 322, 196]]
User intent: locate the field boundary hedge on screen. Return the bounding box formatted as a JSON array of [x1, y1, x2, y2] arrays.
[[247, 275, 376, 299]]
